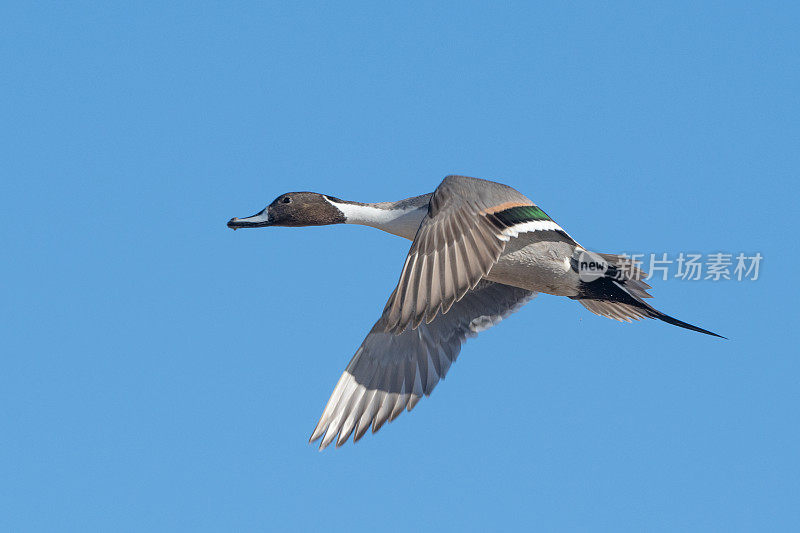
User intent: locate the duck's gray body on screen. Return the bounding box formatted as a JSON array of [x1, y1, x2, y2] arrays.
[[331, 190, 581, 296], [228, 175, 722, 449], [487, 237, 579, 296]]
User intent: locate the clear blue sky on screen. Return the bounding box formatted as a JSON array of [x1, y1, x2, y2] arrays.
[[2, 2, 798, 531]]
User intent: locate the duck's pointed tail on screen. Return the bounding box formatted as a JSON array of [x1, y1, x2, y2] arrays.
[[572, 252, 725, 338]]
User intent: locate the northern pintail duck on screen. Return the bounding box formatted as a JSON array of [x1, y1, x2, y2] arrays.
[[228, 175, 722, 449]]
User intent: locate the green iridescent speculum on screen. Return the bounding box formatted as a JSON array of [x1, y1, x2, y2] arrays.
[[492, 205, 551, 226]]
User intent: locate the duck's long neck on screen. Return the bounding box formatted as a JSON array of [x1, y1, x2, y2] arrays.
[[324, 194, 431, 241]]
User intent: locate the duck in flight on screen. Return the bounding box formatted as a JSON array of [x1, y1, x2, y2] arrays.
[[227, 175, 723, 449]]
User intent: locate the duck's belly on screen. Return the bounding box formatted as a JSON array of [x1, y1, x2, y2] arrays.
[[484, 238, 580, 296]]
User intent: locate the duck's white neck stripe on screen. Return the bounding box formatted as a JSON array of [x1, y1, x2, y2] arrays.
[[324, 197, 425, 241]]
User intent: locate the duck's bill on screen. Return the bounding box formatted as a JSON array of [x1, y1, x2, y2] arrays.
[[227, 209, 271, 229]]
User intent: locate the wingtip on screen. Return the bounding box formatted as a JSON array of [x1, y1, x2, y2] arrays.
[[309, 423, 326, 444]]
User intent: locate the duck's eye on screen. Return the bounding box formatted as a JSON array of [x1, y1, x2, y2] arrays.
[[282, 197, 292, 204]]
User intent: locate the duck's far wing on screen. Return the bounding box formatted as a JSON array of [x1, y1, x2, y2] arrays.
[[383, 175, 537, 334], [309, 280, 536, 450]]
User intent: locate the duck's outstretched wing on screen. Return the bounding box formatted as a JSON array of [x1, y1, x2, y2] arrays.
[[310, 280, 536, 449], [382, 175, 538, 333]]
